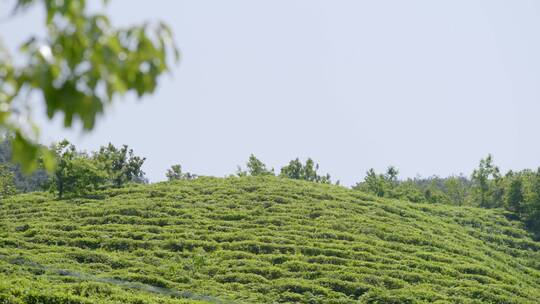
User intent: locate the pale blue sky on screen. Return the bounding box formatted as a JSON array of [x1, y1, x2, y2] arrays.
[[2, 1, 540, 185]]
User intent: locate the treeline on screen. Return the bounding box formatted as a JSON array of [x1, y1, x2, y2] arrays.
[[1, 142, 333, 198], [0, 138, 146, 198], [235, 154, 332, 183], [165, 154, 333, 183], [209, 154, 540, 239], [352, 155, 540, 239], [1, 139, 539, 239]]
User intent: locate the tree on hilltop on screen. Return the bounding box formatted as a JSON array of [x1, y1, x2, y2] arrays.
[[237, 154, 274, 177], [49, 140, 105, 198], [166, 164, 197, 181], [280, 158, 331, 184], [93, 143, 147, 187], [471, 154, 502, 208]]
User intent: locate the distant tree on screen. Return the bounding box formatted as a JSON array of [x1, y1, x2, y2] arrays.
[[444, 176, 469, 206], [237, 155, 274, 177], [50, 140, 105, 198], [0, 164, 16, 198], [166, 164, 197, 181], [167, 164, 182, 180], [279, 158, 302, 180], [523, 169, 540, 239], [280, 158, 331, 184], [383, 166, 400, 195], [246, 154, 274, 176], [354, 168, 386, 197], [302, 159, 318, 181], [302, 159, 330, 183], [355, 170, 464, 204], [491, 177, 505, 209], [423, 186, 450, 204], [65, 157, 107, 197], [391, 180, 425, 203], [93, 143, 146, 187], [471, 154, 502, 208], [50, 140, 75, 198], [354, 167, 401, 198], [385, 166, 399, 184], [505, 173, 525, 215], [419, 178, 450, 204]]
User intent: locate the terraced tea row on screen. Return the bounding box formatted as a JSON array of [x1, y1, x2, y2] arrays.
[[1, 177, 539, 303]]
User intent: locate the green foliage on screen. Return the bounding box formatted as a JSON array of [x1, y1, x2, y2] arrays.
[[49, 140, 106, 198], [354, 167, 403, 199], [401, 175, 472, 206], [390, 180, 424, 203], [471, 154, 502, 208], [93, 143, 146, 187], [0, 177, 539, 303], [384, 166, 399, 185], [166, 164, 197, 181], [48, 140, 145, 198], [11, 131, 56, 174], [0, 137, 51, 192], [280, 158, 331, 183], [443, 176, 469, 205], [0, 0, 179, 172], [246, 154, 274, 176], [513, 169, 540, 240], [422, 186, 450, 204], [237, 154, 274, 177], [354, 168, 387, 197], [352, 158, 540, 239], [0, 163, 16, 198], [505, 171, 525, 215], [353, 158, 514, 207]]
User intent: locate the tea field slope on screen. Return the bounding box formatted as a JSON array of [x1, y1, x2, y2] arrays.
[[1, 176, 540, 303]]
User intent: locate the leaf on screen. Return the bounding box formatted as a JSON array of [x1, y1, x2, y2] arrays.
[[2, 0, 180, 172], [12, 132, 39, 173], [40, 147, 57, 173]]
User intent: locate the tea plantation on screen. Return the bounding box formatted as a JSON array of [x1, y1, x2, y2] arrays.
[[1, 176, 539, 303]]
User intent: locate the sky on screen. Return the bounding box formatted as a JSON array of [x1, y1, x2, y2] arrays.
[[2, 0, 540, 186]]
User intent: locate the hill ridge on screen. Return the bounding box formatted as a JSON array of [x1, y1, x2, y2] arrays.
[[1, 176, 539, 303]]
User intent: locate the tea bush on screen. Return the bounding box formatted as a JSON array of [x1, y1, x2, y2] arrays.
[[0, 176, 539, 303]]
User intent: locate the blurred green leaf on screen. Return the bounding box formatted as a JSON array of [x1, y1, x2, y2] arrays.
[[2, 0, 179, 171]]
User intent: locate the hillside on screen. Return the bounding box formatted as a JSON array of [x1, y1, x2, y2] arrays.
[[1, 177, 540, 303]]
